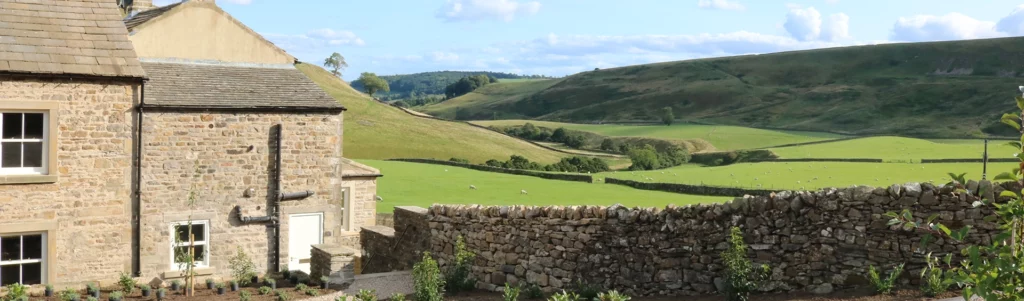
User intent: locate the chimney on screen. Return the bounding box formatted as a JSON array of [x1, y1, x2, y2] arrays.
[[131, 0, 155, 11]]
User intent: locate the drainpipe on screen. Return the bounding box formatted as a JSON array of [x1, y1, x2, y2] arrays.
[[132, 81, 146, 277]]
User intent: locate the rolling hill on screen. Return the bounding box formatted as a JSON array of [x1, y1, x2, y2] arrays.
[[296, 63, 566, 164], [349, 70, 553, 100], [429, 36, 1024, 138], [418, 78, 561, 119]]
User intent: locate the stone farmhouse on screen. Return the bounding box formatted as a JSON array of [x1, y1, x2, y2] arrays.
[[0, 0, 379, 288]]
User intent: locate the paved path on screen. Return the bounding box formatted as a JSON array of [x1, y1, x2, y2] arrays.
[[310, 271, 413, 301]]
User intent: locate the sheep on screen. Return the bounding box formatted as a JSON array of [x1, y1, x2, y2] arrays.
[[374, 195, 383, 201], [469, 185, 477, 190], [520, 189, 528, 195]]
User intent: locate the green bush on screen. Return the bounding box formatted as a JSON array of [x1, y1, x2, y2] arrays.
[[355, 289, 377, 301], [3, 283, 28, 301], [258, 287, 273, 295], [502, 283, 520, 301], [388, 293, 407, 301], [448, 158, 470, 164], [444, 235, 477, 294], [546, 291, 579, 301], [294, 284, 308, 291], [920, 254, 953, 297], [240, 291, 252, 301], [117, 272, 137, 294], [868, 263, 904, 295], [721, 227, 770, 301], [229, 247, 258, 286], [571, 280, 601, 300], [413, 252, 444, 301], [59, 288, 79, 301], [304, 288, 319, 296], [274, 290, 291, 301], [596, 291, 631, 301], [523, 283, 543, 299], [86, 297, 97, 301], [109, 291, 124, 301]]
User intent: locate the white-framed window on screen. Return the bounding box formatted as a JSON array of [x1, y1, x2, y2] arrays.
[[0, 112, 47, 175], [0, 233, 46, 285], [169, 220, 210, 270]]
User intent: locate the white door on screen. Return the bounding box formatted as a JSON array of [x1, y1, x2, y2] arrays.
[[288, 213, 324, 274]]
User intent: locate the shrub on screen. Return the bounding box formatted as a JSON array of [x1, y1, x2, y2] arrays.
[[600, 139, 616, 152], [59, 288, 79, 301], [86, 283, 99, 294], [168, 281, 181, 290], [868, 263, 904, 295], [920, 253, 954, 297], [444, 235, 477, 294], [547, 291, 579, 301], [274, 290, 290, 301], [388, 293, 407, 301], [502, 283, 520, 301], [258, 287, 273, 295], [140, 284, 151, 293], [240, 291, 252, 301], [216, 283, 226, 289], [294, 283, 308, 291], [413, 252, 444, 301], [562, 135, 586, 149], [523, 283, 543, 299], [355, 289, 378, 301], [117, 271, 137, 294], [265, 279, 276, 286], [87, 297, 97, 301], [303, 288, 319, 296], [596, 291, 631, 301], [448, 158, 469, 164], [229, 246, 258, 286], [206, 278, 215, 286], [721, 227, 770, 301], [3, 283, 28, 301], [571, 280, 601, 300], [109, 291, 124, 301]]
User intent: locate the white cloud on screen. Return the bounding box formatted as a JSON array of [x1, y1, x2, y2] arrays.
[[306, 29, 366, 46], [891, 13, 1003, 42], [697, 0, 745, 11], [821, 13, 850, 41], [437, 0, 541, 22], [996, 5, 1024, 35], [431, 52, 460, 62], [784, 6, 822, 41]]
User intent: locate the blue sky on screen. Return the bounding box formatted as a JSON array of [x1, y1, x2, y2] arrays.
[[156, 0, 1024, 81]]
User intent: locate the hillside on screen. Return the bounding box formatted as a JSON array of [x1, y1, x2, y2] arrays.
[[437, 37, 1024, 138], [349, 70, 552, 100], [296, 63, 566, 164], [418, 79, 561, 119]]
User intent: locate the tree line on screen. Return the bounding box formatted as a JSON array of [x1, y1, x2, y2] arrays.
[[351, 71, 553, 100]]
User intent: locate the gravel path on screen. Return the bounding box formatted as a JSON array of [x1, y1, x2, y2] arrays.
[[307, 272, 413, 301]]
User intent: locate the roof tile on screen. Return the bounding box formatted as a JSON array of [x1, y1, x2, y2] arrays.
[[0, 0, 144, 78], [142, 62, 343, 110]]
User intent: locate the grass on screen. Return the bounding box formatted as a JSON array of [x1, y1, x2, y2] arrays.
[[473, 120, 842, 151], [600, 161, 1012, 191], [418, 79, 561, 120], [770, 136, 1013, 160], [433, 37, 1024, 138], [297, 63, 566, 164], [364, 159, 731, 213]]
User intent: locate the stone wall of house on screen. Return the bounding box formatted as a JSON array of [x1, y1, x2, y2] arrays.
[[138, 111, 347, 281], [360, 206, 429, 274], [378, 181, 1003, 296], [0, 77, 138, 287]]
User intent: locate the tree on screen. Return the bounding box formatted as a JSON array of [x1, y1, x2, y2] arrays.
[[600, 139, 616, 151], [551, 128, 568, 142], [357, 72, 390, 96], [322, 52, 348, 78], [563, 135, 586, 149], [627, 144, 660, 170], [661, 106, 675, 126]]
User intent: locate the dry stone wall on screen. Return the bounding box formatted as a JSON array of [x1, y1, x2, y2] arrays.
[[374, 181, 1006, 297]]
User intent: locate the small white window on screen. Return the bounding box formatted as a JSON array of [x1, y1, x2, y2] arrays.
[[169, 220, 210, 270], [0, 112, 48, 175], [0, 233, 46, 285]]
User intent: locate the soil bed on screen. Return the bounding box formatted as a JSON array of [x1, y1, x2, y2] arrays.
[[30, 278, 338, 301], [437, 287, 960, 301]]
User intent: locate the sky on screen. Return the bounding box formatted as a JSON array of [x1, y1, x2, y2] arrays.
[[154, 0, 1024, 81]]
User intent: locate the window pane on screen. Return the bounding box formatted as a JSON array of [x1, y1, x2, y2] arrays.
[[21, 263, 40, 285], [23, 114, 43, 139], [21, 235, 41, 260], [173, 246, 206, 264], [0, 265, 17, 285], [175, 224, 205, 243], [2, 113, 22, 139], [0, 236, 20, 261], [1, 142, 20, 168], [190, 224, 205, 242], [193, 245, 206, 262], [22, 142, 42, 168]]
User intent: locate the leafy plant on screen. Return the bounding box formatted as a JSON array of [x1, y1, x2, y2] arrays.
[[503, 283, 521, 301], [86, 297, 97, 301], [388, 293, 407, 301], [413, 252, 444, 301], [229, 247, 258, 286], [720, 227, 770, 301], [156, 288, 167, 297], [45, 284, 53, 292], [867, 264, 904, 295], [258, 286, 273, 295], [294, 283, 308, 291], [596, 291, 630, 301], [3, 283, 28, 301], [444, 235, 476, 294], [355, 289, 378, 301], [86, 283, 99, 294], [274, 290, 291, 301], [947, 172, 968, 188], [920, 253, 954, 297], [140, 284, 151, 292], [240, 291, 252, 301], [319, 276, 330, 285], [546, 291, 579, 301], [206, 278, 215, 285], [304, 289, 319, 296], [523, 283, 543, 299], [109, 291, 124, 301], [265, 279, 276, 286], [118, 272, 138, 294], [59, 288, 79, 301], [571, 280, 601, 300], [216, 283, 226, 289], [169, 280, 181, 289]]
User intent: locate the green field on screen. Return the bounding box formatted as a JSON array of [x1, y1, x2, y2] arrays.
[[417, 79, 561, 120], [598, 161, 1011, 191], [365, 159, 731, 213], [770, 136, 1010, 160], [473, 120, 842, 150], [298, 64, 566, 164]]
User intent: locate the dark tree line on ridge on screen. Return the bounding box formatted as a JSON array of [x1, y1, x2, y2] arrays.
[[351, 71, 552, 100]]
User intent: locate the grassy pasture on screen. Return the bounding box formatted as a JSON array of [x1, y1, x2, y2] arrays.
[[418, 79, 561, 119], [364, 159, 731, 213], [769, 136, 1011, 160], [473, 120, 843, 151], [599, 161, 1012, 191]]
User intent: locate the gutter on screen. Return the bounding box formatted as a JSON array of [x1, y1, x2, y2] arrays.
[[342, 174, 384, 179], [140, 104, 346, 113], [132, 80, 146, 277]]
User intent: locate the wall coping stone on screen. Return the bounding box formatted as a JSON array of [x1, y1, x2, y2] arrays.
[[312, 244, 357, 256], [395, 206, 428, 215], [363, 226, 396, 237]]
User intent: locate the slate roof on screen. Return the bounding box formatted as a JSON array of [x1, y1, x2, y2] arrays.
[[123, 2, 180, 31], [0, 0, 146, 78], [141, 61, 344, 110]]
